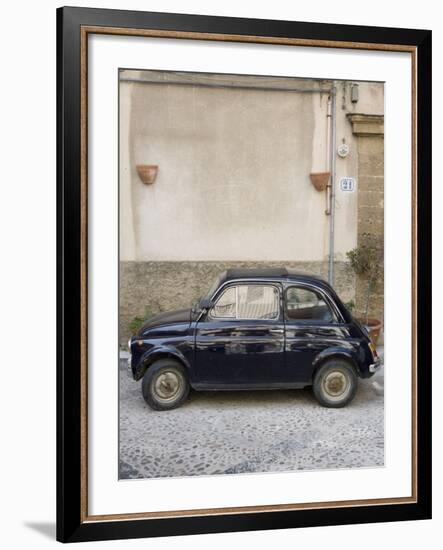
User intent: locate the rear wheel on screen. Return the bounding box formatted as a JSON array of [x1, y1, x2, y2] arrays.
[[313, 359, 358, 408], [142, 359, 189, 411]]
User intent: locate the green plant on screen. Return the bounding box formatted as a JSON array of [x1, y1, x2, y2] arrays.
[[346, 232, 383, 324], [128, 307, 155, 336]]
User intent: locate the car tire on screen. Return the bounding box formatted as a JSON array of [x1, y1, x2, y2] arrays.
[[312, 359, 358, 408], [142, 359, 190, 411]]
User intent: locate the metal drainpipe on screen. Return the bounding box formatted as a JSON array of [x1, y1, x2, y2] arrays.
[[328, 88, 337, 286]]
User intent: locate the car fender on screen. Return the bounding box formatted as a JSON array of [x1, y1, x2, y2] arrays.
[[135, 345, 191, 381], [311, 346, 362, 377]]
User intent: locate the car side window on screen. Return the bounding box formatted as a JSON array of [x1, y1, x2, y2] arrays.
[[211, 285, 279, 320], [285, 286, 336, 322]]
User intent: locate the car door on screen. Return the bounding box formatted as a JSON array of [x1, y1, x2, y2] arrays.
[[284, 284, 348, 384], [193, 282, 286, 387]]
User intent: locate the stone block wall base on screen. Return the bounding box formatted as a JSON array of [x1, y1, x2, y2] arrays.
[[119, 260, 354, 345]]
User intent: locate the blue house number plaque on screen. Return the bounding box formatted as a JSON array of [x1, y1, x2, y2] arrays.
[[340, 177, 356, 192]]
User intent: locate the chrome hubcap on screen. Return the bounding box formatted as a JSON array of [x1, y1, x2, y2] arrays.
[[322, 370, 349, 400], [153, 371, 182, 402]]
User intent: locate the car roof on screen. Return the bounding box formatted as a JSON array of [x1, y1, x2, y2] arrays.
[[223, 268, 327, 285]]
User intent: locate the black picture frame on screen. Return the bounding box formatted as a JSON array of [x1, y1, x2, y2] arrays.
[[57, 6, 432, 543]]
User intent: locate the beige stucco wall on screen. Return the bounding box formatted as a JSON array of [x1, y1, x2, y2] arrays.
[[119, 82, 136, 260], [120, 71, 383, 263]]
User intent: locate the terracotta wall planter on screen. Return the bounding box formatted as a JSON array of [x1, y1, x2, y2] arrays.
[[309, 172, 330, 192], [136, 164, 158, 185]]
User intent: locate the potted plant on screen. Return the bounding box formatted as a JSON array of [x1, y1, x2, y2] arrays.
[[346, 233, 383, 345]]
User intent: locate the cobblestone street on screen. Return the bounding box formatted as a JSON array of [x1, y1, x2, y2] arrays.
[[119, 351, 384, 480]]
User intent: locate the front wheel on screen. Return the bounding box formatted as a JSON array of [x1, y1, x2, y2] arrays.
[[312, 359, 358, 408], [142, 359, 189, 411]]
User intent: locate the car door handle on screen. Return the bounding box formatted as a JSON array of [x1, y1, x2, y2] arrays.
[[269, 328, 284, 334]]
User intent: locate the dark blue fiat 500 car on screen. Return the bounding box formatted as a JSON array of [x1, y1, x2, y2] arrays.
[[128, 268, 380, 410]]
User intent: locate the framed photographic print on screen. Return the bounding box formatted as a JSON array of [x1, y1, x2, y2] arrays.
[[57, 6, 432, 543]]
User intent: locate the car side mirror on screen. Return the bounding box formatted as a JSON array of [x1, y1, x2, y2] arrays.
[[199, 297, 214, 311]]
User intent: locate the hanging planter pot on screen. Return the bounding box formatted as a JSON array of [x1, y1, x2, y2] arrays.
[[310, 171, 330, 192], [136, 164, 158, 185]]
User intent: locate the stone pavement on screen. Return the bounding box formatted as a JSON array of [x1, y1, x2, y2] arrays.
[[119, 350, 384, 479]]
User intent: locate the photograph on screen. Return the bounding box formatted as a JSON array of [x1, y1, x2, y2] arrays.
[[119, 68, 385, 480]]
